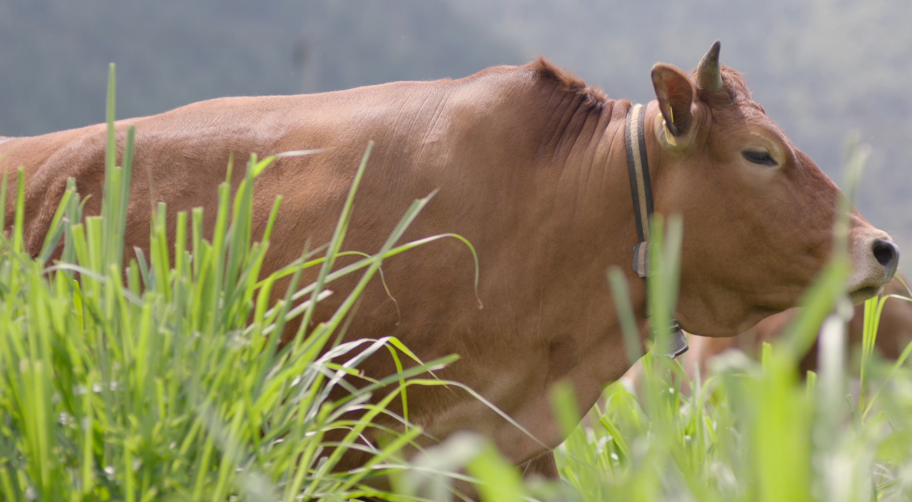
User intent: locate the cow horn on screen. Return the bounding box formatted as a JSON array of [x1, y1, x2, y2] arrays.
[[696, 40, 723, 93]]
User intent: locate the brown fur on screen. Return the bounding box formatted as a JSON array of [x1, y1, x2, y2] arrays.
[[0, 44, 897, 497]]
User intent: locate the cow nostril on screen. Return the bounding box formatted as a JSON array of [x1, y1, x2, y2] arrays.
[[872, 239, 900, 274]]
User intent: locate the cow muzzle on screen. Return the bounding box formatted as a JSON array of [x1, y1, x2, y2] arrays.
[[847, 230, 900, 304]]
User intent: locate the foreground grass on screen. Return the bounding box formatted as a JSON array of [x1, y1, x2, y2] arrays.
[[2, 68, 911, 502], [557, 294, 912, 502], [0, 67, 477, 501]]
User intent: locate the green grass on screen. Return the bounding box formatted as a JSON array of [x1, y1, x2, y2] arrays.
[[0, 65, 472, 502], [3, 67, 912, 502]]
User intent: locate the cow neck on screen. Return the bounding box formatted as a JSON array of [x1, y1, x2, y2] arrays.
[[624, 103, 688, 359]]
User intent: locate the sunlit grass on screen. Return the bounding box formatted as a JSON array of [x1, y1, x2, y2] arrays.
[[0, 64, 471, 502]]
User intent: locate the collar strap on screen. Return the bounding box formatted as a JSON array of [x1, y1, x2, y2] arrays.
[[624, 103, 688, 359], [624, 104, 654, 278]]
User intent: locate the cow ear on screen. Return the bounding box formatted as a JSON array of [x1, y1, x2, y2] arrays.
[[651, 63, 695, 144]]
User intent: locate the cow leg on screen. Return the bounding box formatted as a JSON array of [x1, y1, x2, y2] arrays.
[[370, 453, 559, 501], [446, 453, 559, 502], [520, 450, 559, 480]]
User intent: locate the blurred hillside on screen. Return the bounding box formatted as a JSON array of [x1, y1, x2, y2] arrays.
[[0, 0, 523, 134], [1, 0, 910, 258]]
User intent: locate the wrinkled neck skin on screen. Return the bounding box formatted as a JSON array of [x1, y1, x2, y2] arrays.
[[546, 97, 653, 341], [549, 97, 661, 340], [471, 96, 654, 463]]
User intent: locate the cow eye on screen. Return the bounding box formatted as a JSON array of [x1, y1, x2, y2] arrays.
[[742, 150, 777, 166]]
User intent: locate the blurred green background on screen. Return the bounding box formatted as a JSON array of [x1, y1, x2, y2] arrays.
[[2, 0, 909, 266]]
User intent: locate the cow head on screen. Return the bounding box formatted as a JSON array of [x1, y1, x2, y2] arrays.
[[647, 41, 899, 337]]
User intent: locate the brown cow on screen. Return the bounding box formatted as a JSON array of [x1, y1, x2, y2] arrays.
[[684, 275, 912, 378], [0, 42, 899, 488]]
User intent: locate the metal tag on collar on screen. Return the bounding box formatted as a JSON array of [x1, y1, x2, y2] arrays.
[[632, 241, 649, 278], [653, 320, 689, 359], [668, 324, 688, 359]]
